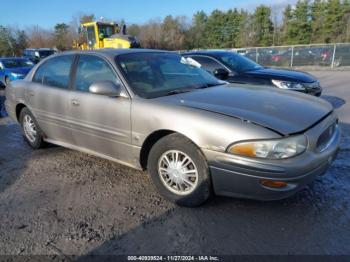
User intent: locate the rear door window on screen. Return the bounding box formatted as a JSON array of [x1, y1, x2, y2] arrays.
[[32, 55, 74, 89], [189, 56, 226, 73]]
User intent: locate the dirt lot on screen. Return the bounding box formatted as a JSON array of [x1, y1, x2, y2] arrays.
[[0, 71, 349, 258]]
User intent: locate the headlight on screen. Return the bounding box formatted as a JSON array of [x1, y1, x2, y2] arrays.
[[227, 135, 308, 159], [272, 80, 305, 91], [10, 72, 20, 77]]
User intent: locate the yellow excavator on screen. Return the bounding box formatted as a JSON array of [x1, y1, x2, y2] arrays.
[[73, 21, 141, 50]]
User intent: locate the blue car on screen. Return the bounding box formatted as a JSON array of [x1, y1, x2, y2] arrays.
[[0, 58, 34, 87]]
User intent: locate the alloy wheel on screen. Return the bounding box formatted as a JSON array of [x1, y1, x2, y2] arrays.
[[23, 114, 37, 143], [158, 150, 199, 195]]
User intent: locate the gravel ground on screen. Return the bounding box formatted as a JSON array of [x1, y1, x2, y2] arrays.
[[0, 71, 349, 258]]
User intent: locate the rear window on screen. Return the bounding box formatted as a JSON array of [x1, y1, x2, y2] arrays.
[[38, 50, 55, 58]]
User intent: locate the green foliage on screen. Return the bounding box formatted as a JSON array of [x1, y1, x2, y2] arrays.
[[0, 26, 14, 57], [281, 5, 293, 44], [310, 0, 327, 43], [186, 11, 208, 49], [0, 26, 28, 57], [284, 0, 312, 44], [2, 0, 350, 54], [54, 23, 69, 50], [252, 5, 274, 46], [204, 9, 227, 48], [342, 0, 350, 41], [183, 0, 350, 49]]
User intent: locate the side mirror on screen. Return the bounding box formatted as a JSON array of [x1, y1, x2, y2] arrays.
[[213, 68, 229, 80], [89, 81, 122, 97]]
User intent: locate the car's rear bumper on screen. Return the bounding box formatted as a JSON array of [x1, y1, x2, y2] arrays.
[[203, 114, 340, 200]]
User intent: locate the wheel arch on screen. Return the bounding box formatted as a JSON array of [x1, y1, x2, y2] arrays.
[[139, 129, 204, 170], [4, 74, 10, 83], [15, 103, 27, 121]]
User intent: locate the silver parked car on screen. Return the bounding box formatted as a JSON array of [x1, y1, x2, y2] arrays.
[[5, 49, 340, 207]]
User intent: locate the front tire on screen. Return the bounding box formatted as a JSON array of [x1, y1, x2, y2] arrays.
[[19, 107, 45, 149], [147, 133, 212, 207]]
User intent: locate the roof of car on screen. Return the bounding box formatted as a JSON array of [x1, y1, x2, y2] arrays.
[[53, 48, 172, 58], [25, 48, 55, 51], [0, 57, 30, 61], [181, 50, 235, 56]]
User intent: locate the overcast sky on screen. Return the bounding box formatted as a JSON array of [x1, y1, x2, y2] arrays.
[[1, 0, 297, 28]]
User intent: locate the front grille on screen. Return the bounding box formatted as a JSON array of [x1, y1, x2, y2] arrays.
[[316, 122, 337, 152]]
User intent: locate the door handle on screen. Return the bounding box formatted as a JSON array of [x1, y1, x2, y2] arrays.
[[71, 99, 80, 106], [28, 92, 35, 97]]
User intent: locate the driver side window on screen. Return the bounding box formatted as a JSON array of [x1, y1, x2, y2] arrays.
[[189, 56, 225, 74], [74, 55, 120, 93]]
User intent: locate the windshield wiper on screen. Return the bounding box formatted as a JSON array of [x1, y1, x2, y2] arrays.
[[163, 89, 193, 96], [163, 83, 223, 97], [193, 82, 224, 90]]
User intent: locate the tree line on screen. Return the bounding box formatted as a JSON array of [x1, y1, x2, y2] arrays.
[[1, 0, 350, 56]]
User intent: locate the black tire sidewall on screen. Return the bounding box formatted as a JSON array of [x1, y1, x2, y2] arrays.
[[4, 77, 10, 87], [148, 133, 211, 207], [19, 108, 44, 149]]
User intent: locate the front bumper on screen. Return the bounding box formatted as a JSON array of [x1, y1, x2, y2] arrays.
[[9, 75, 25, 81], [303, 81, 322, 96], [203, 113, 340, 200], [305, 87, 322, 97], [293, 86, 322, 96]]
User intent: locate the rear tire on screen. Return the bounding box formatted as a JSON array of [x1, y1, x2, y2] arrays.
[[147, 133, 212, 207], [19, 107, 46, 149], [4, 76, 10, 88]]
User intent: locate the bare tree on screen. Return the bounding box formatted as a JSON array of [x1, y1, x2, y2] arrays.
[[26, 25, 54, 48]]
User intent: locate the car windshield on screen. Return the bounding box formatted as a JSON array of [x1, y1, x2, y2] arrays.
[[39, 50, 54, 58], [116, 52, 222, 99], [2, 59, 34, 68], [215, 52, 262, 73]]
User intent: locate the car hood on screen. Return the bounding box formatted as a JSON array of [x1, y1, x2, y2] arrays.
[[6, 67, 32, 75], [242, 68, 317, 83], [155, 84, 332, 135]]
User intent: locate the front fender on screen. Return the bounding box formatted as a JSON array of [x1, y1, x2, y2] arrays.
[[132, 98, 281, 153]]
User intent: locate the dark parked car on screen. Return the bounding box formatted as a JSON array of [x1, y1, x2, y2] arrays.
[[182, 51, 322, 96], [271, 49, 316, 66], [314, 45, 350, 67], [23, 48, 56, 64], [334, 45, 350, 66], [243, 49, 278, 66], [305, 47, 333, 66]]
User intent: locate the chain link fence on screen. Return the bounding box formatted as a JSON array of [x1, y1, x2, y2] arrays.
[[231, 43, 350, 68]]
